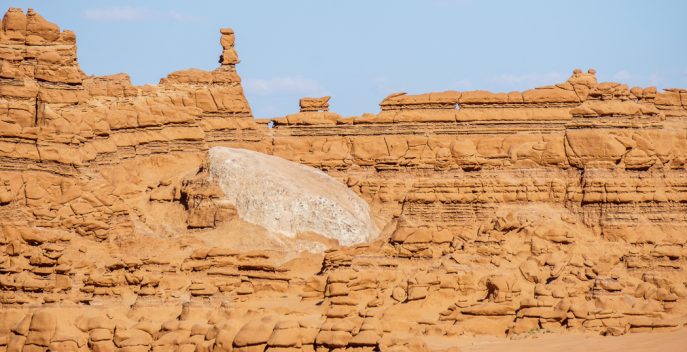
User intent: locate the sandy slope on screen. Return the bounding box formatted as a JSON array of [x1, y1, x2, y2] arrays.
[[451, 329, 687, 352]]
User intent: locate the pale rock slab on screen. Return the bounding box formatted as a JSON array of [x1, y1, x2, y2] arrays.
[[208, 147, 379, 246]]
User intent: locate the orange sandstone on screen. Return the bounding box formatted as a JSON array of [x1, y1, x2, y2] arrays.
[[0, 7, 686, 352]]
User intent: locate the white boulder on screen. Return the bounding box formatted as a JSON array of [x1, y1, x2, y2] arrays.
[[208, 147, 378, 246]]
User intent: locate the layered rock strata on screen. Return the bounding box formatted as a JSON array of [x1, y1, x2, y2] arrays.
[[0, 7, 686, 352]]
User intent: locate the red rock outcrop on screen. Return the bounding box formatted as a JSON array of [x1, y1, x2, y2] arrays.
[[0, 7, 686, 352]]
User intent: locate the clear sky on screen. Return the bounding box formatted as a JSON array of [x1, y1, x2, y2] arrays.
[[6, 1, 687, 118]]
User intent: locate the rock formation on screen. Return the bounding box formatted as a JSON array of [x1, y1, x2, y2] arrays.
[[0, 7, 686, 352], [207, 147, 378, 246]]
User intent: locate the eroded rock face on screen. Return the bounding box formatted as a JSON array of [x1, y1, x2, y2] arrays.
[[0, 7, 687, 352], [208, 147, 378, 246]]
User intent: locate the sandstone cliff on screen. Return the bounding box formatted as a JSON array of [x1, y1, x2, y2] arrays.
[[0, 7, 686, 352]]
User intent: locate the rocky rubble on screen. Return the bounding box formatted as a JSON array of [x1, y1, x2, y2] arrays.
[[0, 7, 686, 352]]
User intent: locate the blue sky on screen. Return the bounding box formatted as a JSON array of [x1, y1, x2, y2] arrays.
[[7, 1, 687, 117]]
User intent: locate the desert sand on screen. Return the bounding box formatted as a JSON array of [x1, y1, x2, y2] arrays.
[[455, 328, 687, 352]]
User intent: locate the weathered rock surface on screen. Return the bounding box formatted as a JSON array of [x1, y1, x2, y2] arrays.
[[1, 7, 686, 352], [208, 147, 378, 246]]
